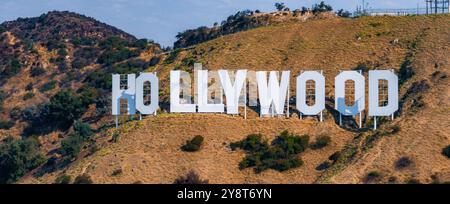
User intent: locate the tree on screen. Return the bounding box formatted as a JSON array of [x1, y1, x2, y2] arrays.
[[274, 2, 286, 11], [337, 9, 352, 17], [47, 89, 86, 129], [60, 134, 82, 159], [312, 1, 333, 14], [0, 138, 45, 183], [73, 121, 93, 140]]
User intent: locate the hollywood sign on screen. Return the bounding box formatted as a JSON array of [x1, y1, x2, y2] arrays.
[[112, 68, 398, 129]]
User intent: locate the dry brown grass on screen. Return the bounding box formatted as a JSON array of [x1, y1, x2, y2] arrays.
[[18, 14, 450, 184]]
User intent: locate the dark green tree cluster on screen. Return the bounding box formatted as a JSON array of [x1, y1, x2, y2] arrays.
[[22, 89, 95, 135], [60, 121, 94, 160], [312, 1, 333, 14], [97, 36, 152, 66], [0, 137, 45, 183], [174, 10, 257, 48], [230, 131, 309, 173]]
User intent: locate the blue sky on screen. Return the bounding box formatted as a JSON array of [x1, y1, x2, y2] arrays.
[[0, 0, 423, 47]]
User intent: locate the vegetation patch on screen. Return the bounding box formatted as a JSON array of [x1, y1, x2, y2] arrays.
[[174, 170, 209, 184], [363, 171, 382, 183], [23, 92, 35, 101], [230, 130, 309, 173], [54, 174, 72, 184], [39, 80, 57, 93], [181, 135, 204, 152], [310, 135, 331, 150], [0, 120, 15, 130], [0, 137, 45, 184], [442, 145, 450, 159], [395, 156, 413, 170], [73, 174, 93, 184]]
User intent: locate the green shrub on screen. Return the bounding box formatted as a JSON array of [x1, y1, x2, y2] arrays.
[[181, 135, 204, 152], [73, 121, 93, 140], [10, 107, 22, 120], [60, 134, 83, 159], [97, 48, 139, 65], [310, 135, 331, 150], [54, 174, 72, 184], [111, 131, 120, 143], [0, 138, 45, 183], [39, 80, 57, 93], [46, 89, 86, 129], [395, 156, 413, 170], [163, 48, 181, 64], [30, 66, 46, 77], [73, 174, 93, 184], [23, 92, 35, 101], [442, 145, 450, 159], [231, 130, 309, 173], [0, 120, 15, 130], [57, 48, 68, 57], [364, 171, 382, 183], [2, 58, 21, 77]]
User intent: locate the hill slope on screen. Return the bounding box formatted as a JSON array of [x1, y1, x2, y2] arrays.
[[17, 14, 450, 184]]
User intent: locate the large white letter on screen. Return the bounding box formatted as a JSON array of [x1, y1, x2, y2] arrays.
[[335, 71, 365, 116], [256, 71, 290, 116], [296, 71, 325, 115], [218, 70, 247, 114], [170, 71, 196, 113], [197, 70, 225, 113], [368, 70, 398, 116], [135, 73, 159, 115], [112, 74, 136, 115]]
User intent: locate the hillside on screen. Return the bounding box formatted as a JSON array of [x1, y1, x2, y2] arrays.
[[0, 11, 448, 184]]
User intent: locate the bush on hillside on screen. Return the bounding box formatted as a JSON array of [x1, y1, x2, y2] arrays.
[[363, 171, 382, 183], [0, 120, 15, 130], [442, 145, 450, 159], [39, 80, 57, 93], [310, 135, 331, 150], [181, 135, 204, 152], [2, 58, 21, 77], [54, 174, 72, 184], [60, 134, 83, 159], [174, 170, 209, 184], [30, 66, 45, 77], [395, 156, 413, 170], [23, 92, 35, 101], [73, 121, 93, 140], [328, 151, 341, 163], [73, 174, 93, 184], [0, 138, 45, 184], [46, 89, 86, 129], [231, 131, 309, 173]]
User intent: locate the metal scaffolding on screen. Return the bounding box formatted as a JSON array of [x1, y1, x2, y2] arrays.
[[426, 0, 450, 14]]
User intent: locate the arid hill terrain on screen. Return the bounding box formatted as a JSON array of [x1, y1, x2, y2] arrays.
[[0, 11, 449, 184]]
